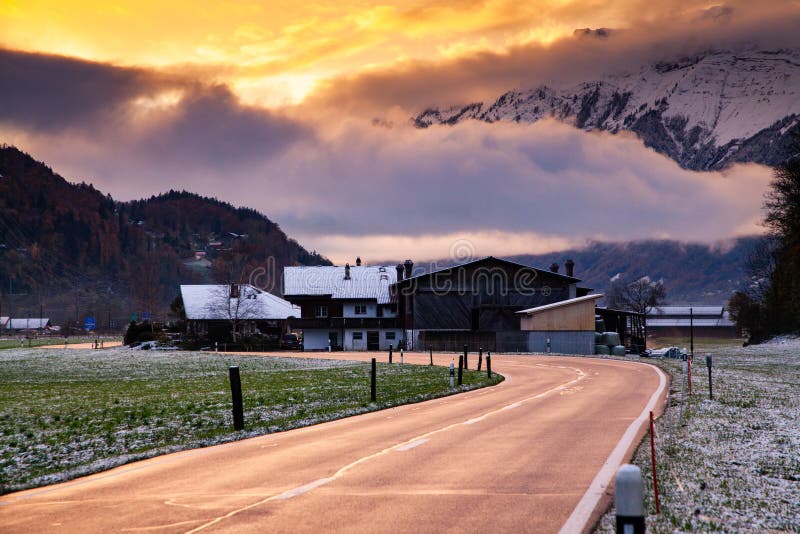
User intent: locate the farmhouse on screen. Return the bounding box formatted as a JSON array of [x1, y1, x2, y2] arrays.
[[282, 260, 402, 351], [180, 284, 299, 342], [646, 305, 737, 338]]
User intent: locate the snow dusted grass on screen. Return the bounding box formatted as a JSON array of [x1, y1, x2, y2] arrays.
[[0, 348, 501, 494], [596, 338, 800, 532]]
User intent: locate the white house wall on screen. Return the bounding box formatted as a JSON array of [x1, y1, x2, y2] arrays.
[[341, 303, 397, 318]]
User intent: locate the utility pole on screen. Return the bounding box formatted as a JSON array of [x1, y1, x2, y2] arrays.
[[690, 307, 694, 360]]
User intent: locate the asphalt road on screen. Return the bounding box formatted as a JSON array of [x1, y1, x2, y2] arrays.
[[0, 352, 666, 533]]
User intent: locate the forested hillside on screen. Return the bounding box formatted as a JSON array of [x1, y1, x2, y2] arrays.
[[0, 145, 329, 327], [508, 238, 762, 304]]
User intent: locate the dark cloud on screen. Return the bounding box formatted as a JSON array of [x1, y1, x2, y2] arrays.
[[135, 84, 311, 169], [0, 48, 311, 169], [0, 48, 180, 131]]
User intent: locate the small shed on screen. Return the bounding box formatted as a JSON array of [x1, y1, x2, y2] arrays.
[[0, 316, 8, 333], [517, 294, 604, 355]]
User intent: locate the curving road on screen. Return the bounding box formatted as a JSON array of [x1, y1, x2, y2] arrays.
[[0, 352, 666, 533]]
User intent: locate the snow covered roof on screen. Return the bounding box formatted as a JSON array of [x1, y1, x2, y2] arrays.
[[647, 306, 725, 316], [7, 318, 50, 330], [647, 317, 735, 328], [180, 284, 299, 321], [283, 266, 396, 304], [516, 294, 604, 315]]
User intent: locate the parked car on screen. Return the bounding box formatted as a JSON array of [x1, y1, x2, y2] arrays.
[[647, 346, 686, 359], [280, 333, 303, 351]]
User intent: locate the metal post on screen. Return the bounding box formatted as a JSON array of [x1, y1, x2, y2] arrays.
[[429, 347, 433, 366], [478, 348, 483, 371], [615, 464, 645, 534], [400, 348, 404, 365], [649, 411, 661, 514], [706, 354, 713, 400], [229, 366, 244, 431], [449, 360, 455, 388], [487, 352, 492, 378], [370, 358, 377, 402], [457, 355, 463, 386], [463, 344, 468, 369], [389, 345, 393, 364]]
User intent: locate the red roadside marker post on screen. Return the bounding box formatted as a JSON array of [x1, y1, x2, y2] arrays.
[[649, 411, 660, 514]]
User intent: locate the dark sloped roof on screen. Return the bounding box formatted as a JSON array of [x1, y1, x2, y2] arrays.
[[399, 256, 581, 284]]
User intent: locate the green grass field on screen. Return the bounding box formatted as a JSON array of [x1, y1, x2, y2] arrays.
[[0, 348, 502, 493]]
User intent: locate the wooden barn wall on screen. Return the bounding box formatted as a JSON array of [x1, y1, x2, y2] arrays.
[[408, 262, 574, 331], [520, 301, 596, 331]]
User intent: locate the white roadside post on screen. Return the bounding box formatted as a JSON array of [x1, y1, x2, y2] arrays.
[[449, 360, 455, 388], [615, 464, 645, 534], [400, 348, 404, 365]]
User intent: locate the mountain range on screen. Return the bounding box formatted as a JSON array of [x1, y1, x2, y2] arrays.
[[414, 47, 800, 170], [0, 145, 329, 327]]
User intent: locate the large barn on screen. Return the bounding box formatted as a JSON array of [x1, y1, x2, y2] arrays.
[[394, 256, 588, 351]]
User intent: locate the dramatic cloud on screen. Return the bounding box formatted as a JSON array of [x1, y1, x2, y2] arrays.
[[3, 112, 771, 263], [264, 120, 771, 262], [0, 48, 182, 131], [305, 0, 800, 115], [0, 48, 311, 177], [0, 1, 792, 262]]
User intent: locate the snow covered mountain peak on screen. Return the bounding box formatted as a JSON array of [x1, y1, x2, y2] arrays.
[[414, 47, 800, 170]]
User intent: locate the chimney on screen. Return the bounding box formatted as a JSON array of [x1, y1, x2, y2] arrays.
[[404, 259, 414, 280], [396, 263, 404, 282], [344, 263, 351, 280], [356, 257, 362, 266], [549, 262, 559, 273], [565, 259, 575, 277]]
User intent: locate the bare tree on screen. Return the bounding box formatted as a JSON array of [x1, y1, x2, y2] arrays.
[[204, 284, 262, 342], [607, 275, 667, 314]]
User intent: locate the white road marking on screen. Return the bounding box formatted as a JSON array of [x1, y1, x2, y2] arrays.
[[395, 438, 430, 451], [464, 415, 488, 425], [559, 362, 668, 534], [186, 364, 588, 533], [272, 478, 333, 500]]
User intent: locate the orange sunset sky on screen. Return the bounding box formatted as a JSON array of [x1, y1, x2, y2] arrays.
[[1, 1, 798, 262]]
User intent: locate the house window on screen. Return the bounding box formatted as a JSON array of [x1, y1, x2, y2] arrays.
[[385, 332, 396, 340], [315, 305, 328, 318], [352, 332, 363, 340], [376, 306, 383, 317], [354, 305, 367, 315]]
